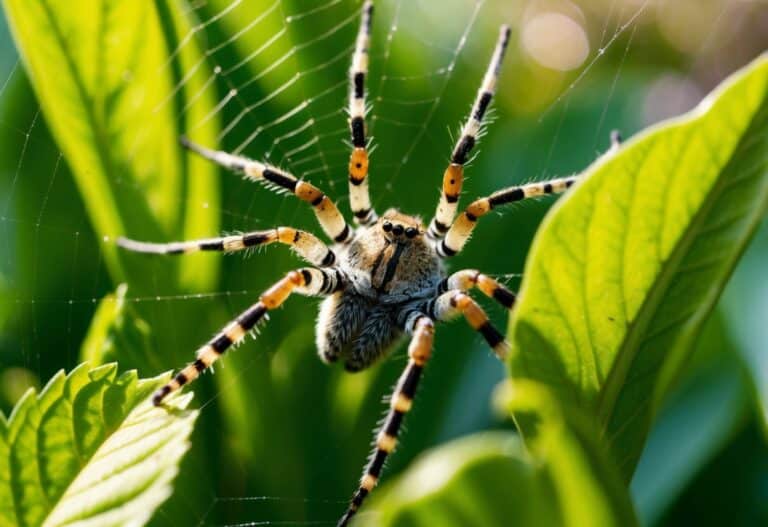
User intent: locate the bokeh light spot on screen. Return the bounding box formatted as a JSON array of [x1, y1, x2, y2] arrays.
[[521, 12, 589, 71]]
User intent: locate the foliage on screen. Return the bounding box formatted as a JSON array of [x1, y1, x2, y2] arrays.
[[0, 1, 766, 526], [508, 54, 768, 476], [366, 382, 638, 527], [361, 54, 768, 524], [1, 0, 220, 291], [0, 363, 197, 527]]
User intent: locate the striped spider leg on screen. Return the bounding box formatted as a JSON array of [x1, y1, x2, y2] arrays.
[[115, 0, 590, 522], [427, 25, 511, 242], [435, 269, 516, 358], [339, 272, 514, 524], [436, 130, 624, 258], [179, 138, 354, 244], [151, 267, 343, 405], [436, 175, 579, 257], [118, 227, 336, 267], [338, 313, 435, 526], [347, 0, 377, 226]]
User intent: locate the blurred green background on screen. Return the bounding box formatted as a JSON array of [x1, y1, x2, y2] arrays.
[[0, 0, 766, 525]]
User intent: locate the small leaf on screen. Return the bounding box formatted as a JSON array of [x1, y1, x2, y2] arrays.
[[80, 284, 161, 372], [363, 381, 637, 527], [0, 363, 197, 527], [508, 54, 768, 476]]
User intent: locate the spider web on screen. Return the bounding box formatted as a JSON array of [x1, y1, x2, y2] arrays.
[[1, 0, 765, 525]]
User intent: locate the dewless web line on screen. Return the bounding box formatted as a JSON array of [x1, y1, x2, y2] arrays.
[[254, 0, 351, 173], [376, 0, 484, 205], [536, 0, 651, 124], [589, 0, 633, 152], [206, 6, 358, 172], [591, 20, 638, 153], [234, 8, 359, 89], [367, 0, 403, 137], [597, 0, 620, 50], [150, 5, 332, 225], [0, 61, 19, 98], [1, 110, 39, 218], [11, 288, 258, 306], [157, 0, 355, 205], [27, 152, 63, 367], [143, 0, 353, 228], [271, 0, 345, 184], [175, 0, 283, 114], [153, 0, 270, 111], [284, 0, 343, 23], [162, 0, 244, 69], [1, 109, 40, 317], [507, 0, 649, 180]]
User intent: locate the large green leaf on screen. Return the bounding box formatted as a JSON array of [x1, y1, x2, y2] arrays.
[[1, 0, 220, 291], [362, 381, 637, 527], [508, 54, 768, 477], [0, 363, 196, 527]]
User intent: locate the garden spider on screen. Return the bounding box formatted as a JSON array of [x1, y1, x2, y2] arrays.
[[117, 2, 588, 524]]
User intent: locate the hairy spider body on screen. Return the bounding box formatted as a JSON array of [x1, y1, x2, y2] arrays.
[[115, 2, 609, 524], [318, 210, 442, 371]]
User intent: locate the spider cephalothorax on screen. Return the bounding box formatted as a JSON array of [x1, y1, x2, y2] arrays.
[[117, 2, 596, 525], [318, 209, 442, 371]]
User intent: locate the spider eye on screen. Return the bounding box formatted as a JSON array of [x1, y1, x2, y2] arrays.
[[405, 227, 418, 238], [392, 224, 404, 236], [382, 221, 393, 232]]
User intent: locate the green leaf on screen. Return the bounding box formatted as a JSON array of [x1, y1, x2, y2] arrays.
[[80, 284, 163, 373], [720, 219, 768, 433], [1, 0, 220, 290], [363, 381, 637, 527], [0, 363, 197, 527], [508, 54, 768, 476], [630, 353, 747, 525]]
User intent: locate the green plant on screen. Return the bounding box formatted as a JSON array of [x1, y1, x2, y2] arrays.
[[0, 364, 196, 526], [364, 54, 768, 525], [1, 0, 766, 525]]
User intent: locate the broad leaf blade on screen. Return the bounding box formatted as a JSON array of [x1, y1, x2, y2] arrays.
[[362, 433, 556, 527], [508, 54, 768, 476], [1, 0, 220, 290], [363, 382, 637, 527], [0, 363, 197, 527]]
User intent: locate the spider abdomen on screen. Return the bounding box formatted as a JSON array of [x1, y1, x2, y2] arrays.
[[315, 292, 403, 371], [316, 209, 444, 371]]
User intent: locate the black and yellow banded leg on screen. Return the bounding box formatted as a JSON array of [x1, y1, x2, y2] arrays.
[[152, 267, 344, 406], [338, 315, 434, 527], [117, 227, 335, 267], [439, 269, 516, 310], [428, 290, 510, 359], [348, 0, 377, 226], [427, 25, 511, 242], [181, 137, 353, 244], [437, 175, 579, 258]]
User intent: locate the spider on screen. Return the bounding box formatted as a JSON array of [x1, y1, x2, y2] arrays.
[[117, 2, 594, 525]]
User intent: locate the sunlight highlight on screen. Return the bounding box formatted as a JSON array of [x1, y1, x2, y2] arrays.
[[521, 12, 589, 71]]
